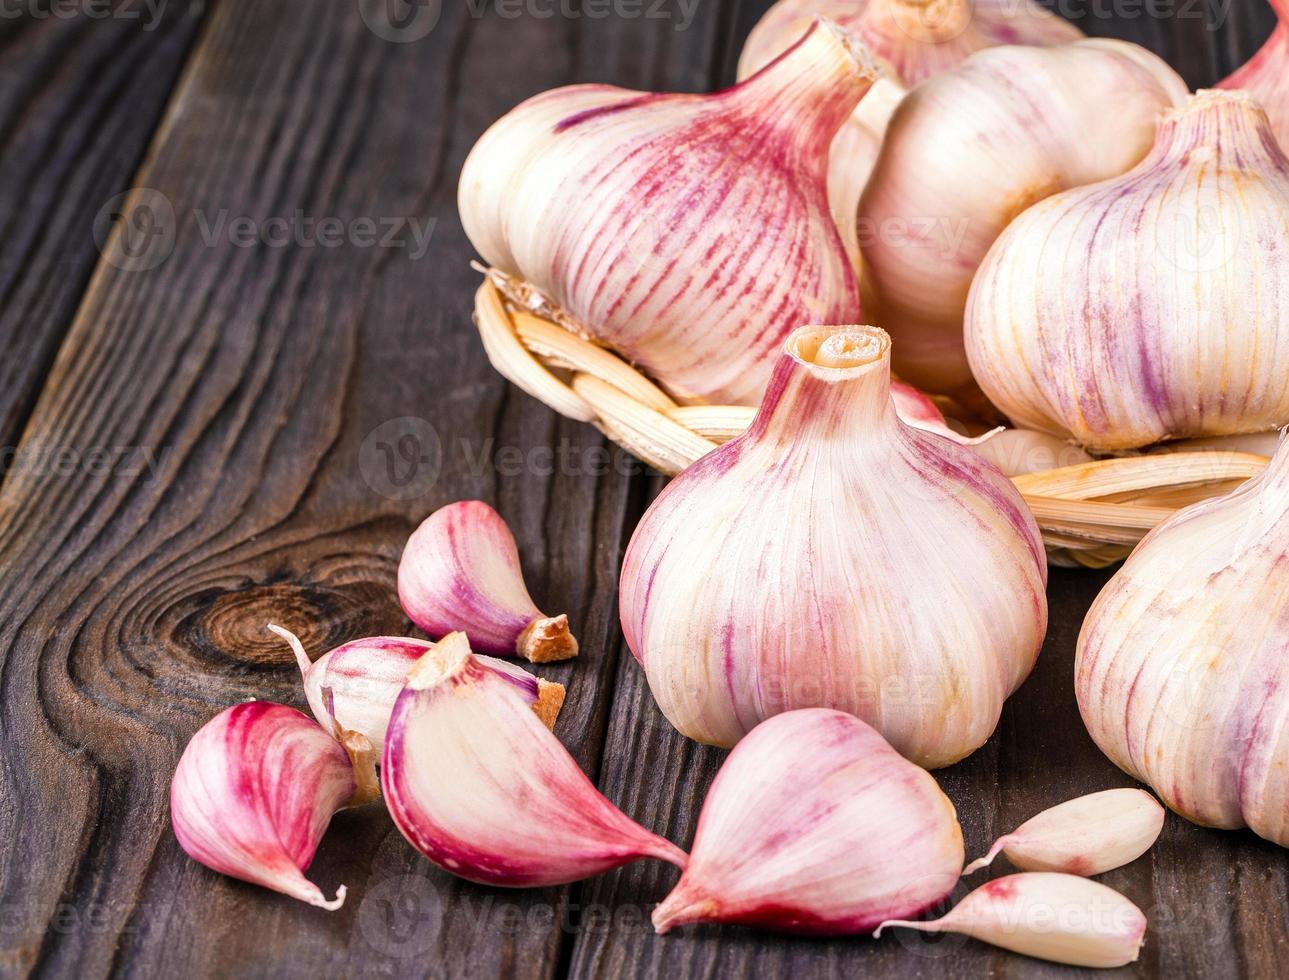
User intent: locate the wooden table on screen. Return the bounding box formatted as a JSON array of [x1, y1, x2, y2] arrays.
[[0, 1, 1281, 976]]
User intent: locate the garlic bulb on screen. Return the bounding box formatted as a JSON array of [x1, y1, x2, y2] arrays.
[[967, 90, 1289, 451], [1219, 0, 1287, 149], [653, 709, 963, 935], [860, 40, 1186, 399], [458, 20, 875, 405], [382, 633, 687, 886], [399, 500, 578, 662], [877, 873, 1147, 968], [1076, 437, 1289, 846], [620, 324, 1047, 768], [170, 702, 375, 909]]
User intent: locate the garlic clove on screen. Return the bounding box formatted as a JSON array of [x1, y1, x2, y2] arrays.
[[170, 701, 372, 909], [876, 873, 1147, 968], [653, 709, 964, 936], [381, 633, 685, 887], [398, 500, 578, 662], [963, 789, 1165, 876], [1219, 0, 1287, 150]]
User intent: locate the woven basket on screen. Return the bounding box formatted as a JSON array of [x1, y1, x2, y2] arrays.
[[473, 268, 1268, 566]]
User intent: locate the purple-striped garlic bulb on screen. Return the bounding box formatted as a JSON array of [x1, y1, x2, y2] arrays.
[[170, 702, 376, 909], [620, 324, 1048, 769], [653, 709, 963, 935], [859, 40, 1186, 401], [967, 90, 1289, 451], [398, 500, 578, 662], [458, 19, 873, 405], [382, 633, 687, 886], [1219, 0, 1287, 149], [1076, 437, 1289, 847]]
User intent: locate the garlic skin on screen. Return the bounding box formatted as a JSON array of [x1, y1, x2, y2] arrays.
[[382, 633, 687, 887], [653, 709, 963, 935], [1076, 437, 1289, 846], [620, 325, 1047, 768], [877, 873, 1147, 968], [967, 90, 1289, 451], [1219, 0, 1288, 149], [458, 20, 874, 405], [398, 500, 577, 662], [859, 40, 1186, 399], [963, 789, 1165, 877], [968, 428, 1092, 479], [170, 702, 369, 910]]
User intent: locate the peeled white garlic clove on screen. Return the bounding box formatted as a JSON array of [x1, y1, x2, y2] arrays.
[[381, 633, 686, 887], [170, 701, 375, 909], [620, 324, 1048, 768], [1077, 437, 1289, 846], [398, 500, 577, 662], [653, 709, 964, 936], [963, 789, 1165, 876], [459, 19, 875, 405], [1219, 0, 1287, 149], [860, 40, 1186, 399], [967, 90, 1289, 451], [876, 873, 1147, 968]]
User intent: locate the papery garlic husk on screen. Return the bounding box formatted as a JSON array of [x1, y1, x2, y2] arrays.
[[968, 428, 1092, 479], [1219, 0, 1287, 149], [1076, 437, 1289, 846], [398, 500, 578, 662], [170, 701, 375, 909], [653, 709, 964, 936], [963, 789, 1164, 876], [859, 39, 1186, 399], [382, 633, 687, 886], [268, 624, 565, 754], [876, 873, 1147, 968], [620, 324, 1048, 768], [458, 20, 874, 405], [967, 90, 1289, 451]]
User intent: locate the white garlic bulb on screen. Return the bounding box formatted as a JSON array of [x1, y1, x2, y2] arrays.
[[459, 20, 875, 405], [620, 324, 1048, 768], [859, 40, 1186, 400], [1219, 0, 1287, 149], [967, 90, 1289, 451], [1076, 437, 1289, 846]]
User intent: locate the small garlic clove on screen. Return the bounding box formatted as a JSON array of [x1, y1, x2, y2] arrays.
[[381, 633, 684, 887], [652, 709, 964, 936], [398, 500, 578, 662], [963, 789, 1165, 876], [170, 701, 370, 909], [877, 873, 1147, 968], [1218, 0, 1287, 150]]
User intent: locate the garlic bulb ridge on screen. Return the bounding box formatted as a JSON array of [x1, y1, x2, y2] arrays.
[[620, 324, 1047, 768], [1219, 0, 1288, 150]]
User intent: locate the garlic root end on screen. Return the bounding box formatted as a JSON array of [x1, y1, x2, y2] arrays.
[[518, 614, 579, 662], [532, 679, 567, 730]]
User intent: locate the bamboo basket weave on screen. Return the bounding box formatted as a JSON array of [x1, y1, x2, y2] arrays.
[[473, 268, 1269, 566]]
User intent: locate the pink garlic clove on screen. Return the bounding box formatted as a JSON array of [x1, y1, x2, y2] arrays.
[[1219, 0, 1287, 150], [381, 633, 685, 887], [398, 500, 578, 662], [170, 701, 375, 909], [652, 709, 964, 936], [876, 873, 1148, 968]]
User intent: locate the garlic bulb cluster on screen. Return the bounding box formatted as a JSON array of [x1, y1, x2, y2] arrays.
[[1077, 437, 1289, 846], [620, 324, 1048, 768], [1219, 0, 1287, 149], [967, 90, 1289, 451], [859, 40, 1186, 399], [458, 20, 874, 405], [654, 709, 963, 935]]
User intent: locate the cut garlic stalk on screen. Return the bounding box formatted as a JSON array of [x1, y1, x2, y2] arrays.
[[381, 633, 687, 886], [398, 500, 577, 662], [170, 702, 375, 909], [620, 325, 1047, 768], [653, 709, 963, 935], [1219, 0, 1287, 149], [876, 873, 1147, 968], [967, 90, 1289, 451], [860, 40, 1186, 399], [459, 20, 874, 405], [963, 789, 1164, 876]]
